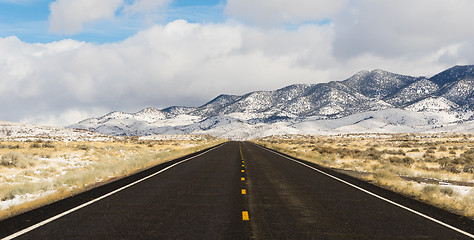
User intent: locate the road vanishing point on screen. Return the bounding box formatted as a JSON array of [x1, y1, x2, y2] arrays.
[[1, 142, 473, 239]]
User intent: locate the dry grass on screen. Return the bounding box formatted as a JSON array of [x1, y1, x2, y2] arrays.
[[0, 136, 225, 220], [253, 133, 474, 219]]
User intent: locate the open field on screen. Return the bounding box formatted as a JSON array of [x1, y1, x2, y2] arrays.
[[253, 133, 474, 219], [0, 135, 224, 220]]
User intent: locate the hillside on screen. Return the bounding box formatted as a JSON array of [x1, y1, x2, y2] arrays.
[[70, 65, 474, 139]]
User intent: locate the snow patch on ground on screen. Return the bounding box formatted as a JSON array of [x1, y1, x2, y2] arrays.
[[0, 121, 112, 142], [0, 190, 56, 210]]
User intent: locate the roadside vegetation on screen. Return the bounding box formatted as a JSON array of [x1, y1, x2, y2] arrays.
[[253, 133, 474, 219], [0, 135, 224, 220]]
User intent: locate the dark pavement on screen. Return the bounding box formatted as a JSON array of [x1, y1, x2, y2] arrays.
[[0, 141, 473, 239]]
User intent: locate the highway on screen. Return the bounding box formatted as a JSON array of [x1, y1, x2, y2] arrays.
[[0, 141, 473, 239]]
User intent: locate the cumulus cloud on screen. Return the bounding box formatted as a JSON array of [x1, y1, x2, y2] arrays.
[[20, 108, 107, 127], [123, 0, 172, 14], [49, 0, 123, 34], [48, 0, 174, 34], [4, 1, 474, 125], [225, 0, 349, 25], [0, 21, 337, 125], [333, 0, 474, 59]]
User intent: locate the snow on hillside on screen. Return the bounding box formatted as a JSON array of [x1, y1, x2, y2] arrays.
[[68, 65, 474, 139], [0, 121, 112, 141], [75, 108, 471, 140], [405, 97, 458, 112]]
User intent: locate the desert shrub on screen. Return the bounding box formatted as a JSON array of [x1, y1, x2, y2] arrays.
[[29, 141, 55, 149], [1, 144, 21, 149], [441, 163, 461, 174], [365, 147, 382, 160], [440, 187, 454, 197], [457, 151, 474, 164], [463, 164, 474, 173], [42, 142, 55, 148], [422, 185, 439, 195], [0, 152, 32, 168], [425, 149, 435, 154], [398, 143, 412, 148], [464, 148, 474, 155], [388, 156, 401, 164], [438, 157, 452, 167], [11, 144, 21, 149], [449, 150, 456, 155], [401, 156, 415, 165], [438, 157, 462, 173], [408, 148, 420, 152], [333, 147, 349, 158], [75, 144, 91, 151], [423, 153, 436, 162], [371, 169, 401, 186], [30, 143, 42, 148], [439, 146, 447, 152], [388, 156, 414, 165], [312, 146, 337, 155], [383, 149, 406, 156]]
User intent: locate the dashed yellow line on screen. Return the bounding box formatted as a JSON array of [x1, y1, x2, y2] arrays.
[[242, 211, 249, 221], [240, 143, 250, 222]]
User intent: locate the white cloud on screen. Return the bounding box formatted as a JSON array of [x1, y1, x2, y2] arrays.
[[49, 0, 123, 34], [20, 108, 107, 127], [333, 0, 474, 59], [457, 41, 474, 64], [4, 0, 474, 125], [225, 0, 349, 25], [0, 21, 338, 125], [123, 0, 172, 14], [48, 0, 174, 35]]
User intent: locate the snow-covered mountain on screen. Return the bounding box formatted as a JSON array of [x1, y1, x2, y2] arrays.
[[71, 65, 474, 139]]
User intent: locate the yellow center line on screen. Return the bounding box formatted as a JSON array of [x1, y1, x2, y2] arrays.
[[242, 211, 249, 221], [240, 144, 250, 223]]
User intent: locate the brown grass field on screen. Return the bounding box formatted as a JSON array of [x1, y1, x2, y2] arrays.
[[253, 133, 474, 219], [0, 135, 224, 220]]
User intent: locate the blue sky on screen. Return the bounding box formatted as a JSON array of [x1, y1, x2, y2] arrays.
[[0, 0, 225, 43], [0, 0, 473, 125]]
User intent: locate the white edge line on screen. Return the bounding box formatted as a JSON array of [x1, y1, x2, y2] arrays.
[[2, 144, 224, 240], [256, 144, 474, 239]]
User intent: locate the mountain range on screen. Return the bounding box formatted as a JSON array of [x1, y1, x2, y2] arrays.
[[71, 65, 474, 139]]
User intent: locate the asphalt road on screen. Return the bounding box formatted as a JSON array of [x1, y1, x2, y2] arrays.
[[0, 141, 473, 239]]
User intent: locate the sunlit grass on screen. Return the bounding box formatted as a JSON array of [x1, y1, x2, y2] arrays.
[[0, 136, 225, 220], [254, 133, 474, 219]]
